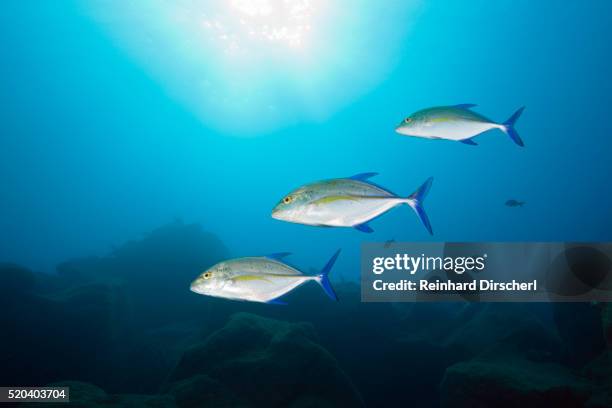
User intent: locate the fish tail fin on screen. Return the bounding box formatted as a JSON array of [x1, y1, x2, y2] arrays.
[[316, 249, 341, 301], [502, 106, 525, 147], [406, 177, 434, 235]]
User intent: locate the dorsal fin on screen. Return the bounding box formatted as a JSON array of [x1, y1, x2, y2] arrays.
[[265, 252, 292, 261], [453, 103, 477, 109], [348, 172, 378, 181]]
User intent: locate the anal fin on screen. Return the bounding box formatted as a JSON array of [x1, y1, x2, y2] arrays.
[[354, 223, 374, 233], [266, 298, 288, 305], [460, 138, 478, 146]]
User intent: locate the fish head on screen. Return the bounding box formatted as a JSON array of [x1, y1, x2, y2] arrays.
[[271, 187, 312, 222], [190, 262, 231, 296], [395, 114, 425, 136]]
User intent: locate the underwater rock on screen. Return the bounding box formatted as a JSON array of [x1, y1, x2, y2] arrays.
[[22, 381, 177, 408], [440, 355, 590, 408], [0, 263, 37, 295], [587, 390, 612, 408], [376, 337, 464, 408], [396, 302, 476, 344], [403, 304, 566, 407], [47, 382, 106, 406], [287, 395, 337, 408], [553, 302, 606, 367], [441, 332, 590, 408], [56, 221, 229, 329], [581, 351, 612, 384], [168, 374, 249, 408], [603, 303, 612, 347], [0, 222, 231, 394], [581, 351, 612, 408], [45, 282, 172, 393], [1, 282, 115, 385], [142, 322, 205, 371], [0, 273, 168, 393], [358, 303, 476, 407], [443, 303, 554, 358], [440, 320, 590, 407], [167, 313, 363, 407], [246, 281, 404, 406]]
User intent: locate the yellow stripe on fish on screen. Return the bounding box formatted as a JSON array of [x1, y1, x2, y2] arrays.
[[429, 116, 479, 123], [231, 275, 272, 282], [311, 195, 361, 205]]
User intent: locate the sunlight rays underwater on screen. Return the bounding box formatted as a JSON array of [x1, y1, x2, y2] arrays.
[[83, 0, 422, 136]]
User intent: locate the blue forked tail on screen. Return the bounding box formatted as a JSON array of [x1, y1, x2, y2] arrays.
[[407, 177, 434, 235], [317, 249, 341, 301], [502, 106, 525, 147]]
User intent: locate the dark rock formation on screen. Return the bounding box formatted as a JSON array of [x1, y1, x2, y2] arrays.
[[166, 313, 364, 407], [0, 266, 165, 393], [0, 263, 38, 295], [440, 318, 589, 407], [0, 222, 229, 394], [55, 221, 229, 329], [168, 375, 249, 407], [437, 306, 612, 408], [553, 302, 606, 367], [22, 381, 177, 408], [440, 353, 590, 408], [603, 303, 612, 347], [3, 222, 611, 407]]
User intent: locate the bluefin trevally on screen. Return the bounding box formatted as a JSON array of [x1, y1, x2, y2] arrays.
[[505, 199, 525, 207], [271, 173, 433, 234], [384, 238, 396, 248], [395, 104, 525, 146], [190, 250, 340, 304]]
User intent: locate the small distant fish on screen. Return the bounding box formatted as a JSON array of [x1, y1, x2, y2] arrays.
[[505, 199, 525, 207], [271, 173, 433, 235], [190, 250, 340, 304], [384, 238, 396, 248], [395, 104, 525, 146]]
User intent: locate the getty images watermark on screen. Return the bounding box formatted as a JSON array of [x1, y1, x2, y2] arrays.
[[361, 242, 612, 302]]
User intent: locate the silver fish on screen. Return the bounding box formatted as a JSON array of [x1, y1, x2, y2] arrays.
[[190, 250, 340, 304], [271, 173, 433, 234], [395, 104, 525, 146]]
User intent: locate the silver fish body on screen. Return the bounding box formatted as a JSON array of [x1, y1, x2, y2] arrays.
[[395, 104, 525, 146], [190, 251, 339, 304], [272, 173, 433, 234]]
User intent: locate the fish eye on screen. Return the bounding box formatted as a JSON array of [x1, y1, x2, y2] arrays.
[[203, 272, 212, 279], [283, 196, 293, 204], [405, 117, 412, 123]]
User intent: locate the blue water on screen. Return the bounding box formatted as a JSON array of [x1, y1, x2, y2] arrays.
[[1, 2, 611, 406], [2, 1, 611, 273]]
